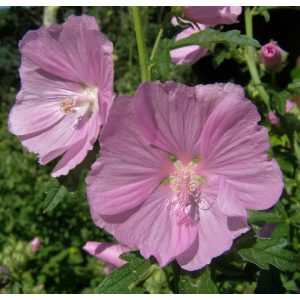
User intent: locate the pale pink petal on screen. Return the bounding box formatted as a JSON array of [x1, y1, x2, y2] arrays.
[[135, 82, 244, 162], [134, 81, 204, 162], [8, 99, 63, 136], [83, 242, 130, 267], [184, 6, 242, 27], [87, 96, 172, 215], [216, 177, 248, 218], [199, 89, 283, 210], [51, 114, 100, 177], [93, 185, 198, 267], [171, 24, 208, 65], [20, 27, 80, 82], [177, 206, 248, 271]]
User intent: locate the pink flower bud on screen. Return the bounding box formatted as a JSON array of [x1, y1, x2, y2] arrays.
[[285, 99, 295, 112], [183, 6, 242, 27], [267, 111, 280, 127], [260, 42, 286, 71], [83, 242, 130, 274], [30, 237, 41, 253]]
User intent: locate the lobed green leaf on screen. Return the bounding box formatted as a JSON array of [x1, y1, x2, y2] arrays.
[[96, 252, 154, 294], [178, 267, 218, 294], [239, 238, 300, 272]]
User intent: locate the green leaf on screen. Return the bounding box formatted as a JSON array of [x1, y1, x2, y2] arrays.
[[179, 267, 218, 294], [248, 210, 283, 224], [150, 39, 171, 79], [290, 66, 300, 81], [170, 29, 260, 50], [43, 179, 68, 213], [212, 47, 233, 68], [96, 252, 154, 294], [239, 238, 300, 272], [273, 90, 291, 115]]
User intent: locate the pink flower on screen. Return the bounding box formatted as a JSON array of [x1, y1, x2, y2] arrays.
[[170, 22, 208, 65], [267, 111, 280, 127], [30, 237, 41, 253], [183, 6, 242, 27], [260, 42, 286, 71], [8, 15, 115, 177], [83, 242, 130, 274], [87, 81, 283, 271]]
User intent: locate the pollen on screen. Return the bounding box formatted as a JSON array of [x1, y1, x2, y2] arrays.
[[60, 99, 74, 115], [169, 161, 206, 203]]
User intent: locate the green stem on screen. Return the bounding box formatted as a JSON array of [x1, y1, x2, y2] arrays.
[[244, 7, 270, 110], [131, 7, 150, 82], [150, 28, 163, 61]]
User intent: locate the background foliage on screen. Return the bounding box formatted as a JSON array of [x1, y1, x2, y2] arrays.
[[0, 6, 300, 294]]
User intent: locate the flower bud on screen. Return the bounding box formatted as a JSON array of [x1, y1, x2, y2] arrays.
[[30, 237, 41, 253], [260, 42, 287, 71], [267, 111, 280, 127], [83, 242, 130, 275]]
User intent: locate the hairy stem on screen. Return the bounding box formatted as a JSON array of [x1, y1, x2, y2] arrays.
[[131, 7, 150, 81]]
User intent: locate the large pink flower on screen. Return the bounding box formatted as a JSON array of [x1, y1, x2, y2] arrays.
[[87, 81, 283, 271], [8, 15, 115, 177]]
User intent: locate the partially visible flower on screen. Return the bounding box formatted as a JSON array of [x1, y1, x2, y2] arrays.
[[258, 223, 277, 238], [286, 99, 296, 112], [183, 6, 242, 27], [8, 15, 115, 177], [87, 81, 283, 271], [170, 22, 208, 65], [83, 242, 130, 274], [267, 111, 280, 127], [267, 100, 297, 127], [30, 237, 41, 253], [260, 42, 287, 71]]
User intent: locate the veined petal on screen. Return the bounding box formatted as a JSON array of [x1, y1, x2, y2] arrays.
[[199, 91, 283, 210], [87, 96, 172, 215], [93, 185, 198, 267], [177, 205, 248, 271]]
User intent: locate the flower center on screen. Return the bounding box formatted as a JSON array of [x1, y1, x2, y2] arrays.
[[165, 158, 209, 225], [60, 86, 98, 119]]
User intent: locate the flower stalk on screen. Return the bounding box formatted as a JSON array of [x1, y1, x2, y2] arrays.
[[131, 7, 150, 81], [244, 7, 270, 110]]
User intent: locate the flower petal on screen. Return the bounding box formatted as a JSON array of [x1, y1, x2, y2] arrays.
[[93, 185, 198, 267], [8, 99, 63, 136], [135, 82, 244, 162], [199, 91, 283, 210], [177, 206, 248, 271], [83, 242, 130, 267], [51, 114, 100, 177], [87, 96, 172, 215]]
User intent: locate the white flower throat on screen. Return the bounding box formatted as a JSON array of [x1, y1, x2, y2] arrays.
[[60, 86, 98, 119]]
